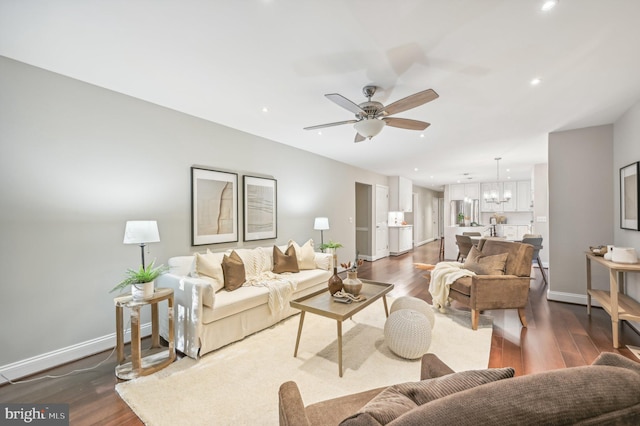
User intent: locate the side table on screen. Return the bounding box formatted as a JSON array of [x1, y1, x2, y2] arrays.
[[114, 287, 176, 380]]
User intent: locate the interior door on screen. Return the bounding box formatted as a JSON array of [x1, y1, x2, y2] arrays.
[[375, 185, 389, 259]]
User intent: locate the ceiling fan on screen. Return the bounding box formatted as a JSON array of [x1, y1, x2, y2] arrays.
[[304, 85, 438, 142]]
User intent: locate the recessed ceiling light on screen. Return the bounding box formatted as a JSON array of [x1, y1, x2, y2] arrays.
[[317, 131, 322, 135], [541, 0, 558, 11], [262, 107, 269, 113], [530, 77, 542, 86], [420, 134, 425, 138], [414, 168, 419, 172]]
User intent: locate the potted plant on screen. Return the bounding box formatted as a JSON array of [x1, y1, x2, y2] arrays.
[[111, 260, 169, 300], [319, 240, 343, 254]]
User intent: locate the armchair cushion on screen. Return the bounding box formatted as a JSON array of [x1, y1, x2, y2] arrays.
[[463, 246, 508, 275], [340, 368, 515, 425]]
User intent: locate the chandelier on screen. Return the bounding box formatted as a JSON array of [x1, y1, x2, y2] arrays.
[[484, 157, 512, 204]]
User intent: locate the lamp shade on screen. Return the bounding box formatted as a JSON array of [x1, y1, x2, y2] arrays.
[[354, 119, 385, 139], [313, 217, 330, 231], [123, 220, 160, 244]]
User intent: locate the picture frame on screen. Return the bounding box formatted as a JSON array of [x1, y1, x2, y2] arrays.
[[620, 161, 639, 231], [243, 175, 277, 241], [191, 167, 238, 245]]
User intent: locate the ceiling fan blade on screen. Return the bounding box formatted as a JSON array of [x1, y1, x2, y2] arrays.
[[383, 89, 439, 116], [383, 117, 431, 131], [325, 93, 365, 114], [304, 119, 358, 131], [354, 132, 366, 143]]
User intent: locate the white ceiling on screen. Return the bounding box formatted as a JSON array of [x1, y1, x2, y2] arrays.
[[2, 0, 640, 190]]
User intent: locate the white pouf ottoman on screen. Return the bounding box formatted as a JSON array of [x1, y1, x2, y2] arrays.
[[390, 296, 435, 329], [384, 308, 432, 359]]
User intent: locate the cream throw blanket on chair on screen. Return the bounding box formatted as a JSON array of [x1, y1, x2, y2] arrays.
[[429, 262, 476, 312]]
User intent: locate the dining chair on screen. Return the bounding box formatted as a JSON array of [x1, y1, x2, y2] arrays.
[[521, 236, 548, 286], [455, 234, 474, 262]]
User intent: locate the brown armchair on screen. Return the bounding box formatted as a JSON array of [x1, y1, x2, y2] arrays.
[[448, 239, 533, 330]]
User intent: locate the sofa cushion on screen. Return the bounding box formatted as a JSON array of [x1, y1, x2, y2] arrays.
[[273, 245, 300, 274], [388, 365, 640, 426], [194, 252, 225, 293], [314, 252, 332, 270], [463, 246, 508, 275], [340, 368, 515, 425], [222, 250, 245, 291], [288, 239, 316, 270], [202, 269, 332, 323], [234, 247, 272, 278]]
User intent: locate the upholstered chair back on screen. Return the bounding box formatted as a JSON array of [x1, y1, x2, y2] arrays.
[[476, 239, 533, 277]]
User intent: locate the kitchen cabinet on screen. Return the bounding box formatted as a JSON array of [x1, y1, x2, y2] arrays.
[[389, 176, 413, 212], [449, 183, 480, 201], [498, 225, 530, 240], [389, 226, 413, 256], [516, 180, 532, 211]]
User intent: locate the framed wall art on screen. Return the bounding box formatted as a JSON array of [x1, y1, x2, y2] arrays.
[[243, 175, 277, 241], [620, 161, 639, 231], [191, 167, 238, 245]]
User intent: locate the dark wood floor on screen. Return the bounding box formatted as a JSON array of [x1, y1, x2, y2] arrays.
[[2, 240, 639, 425]]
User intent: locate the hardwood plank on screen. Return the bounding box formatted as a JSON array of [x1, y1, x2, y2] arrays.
[[1, 240, 639, 425]]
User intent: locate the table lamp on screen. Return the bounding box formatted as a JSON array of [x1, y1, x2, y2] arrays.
[[123, 220, 160, 269], [314, 217, 329, 251]]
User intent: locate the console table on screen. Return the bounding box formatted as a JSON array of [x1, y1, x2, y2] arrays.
[[585, 253, 640, 348], [114, 287, 176, 380]]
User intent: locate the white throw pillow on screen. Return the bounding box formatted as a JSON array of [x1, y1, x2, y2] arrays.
[[288, 239, 316, 270], [194, 252, 225, 292]]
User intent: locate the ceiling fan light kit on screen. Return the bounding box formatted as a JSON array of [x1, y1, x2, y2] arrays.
[[354, 119, 385, 139], [304, 85, 438, 143]]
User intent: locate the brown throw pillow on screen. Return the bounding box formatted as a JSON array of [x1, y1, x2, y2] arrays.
[[221, 250, 245, 291], [463, 246, 508, 275], [273, 245, 300, 273], [340, 368, 515, 426]]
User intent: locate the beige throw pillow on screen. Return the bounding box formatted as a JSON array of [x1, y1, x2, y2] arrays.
[[221, 250, 246, 291], [463, 246, 508, 275], [273, 245, 300, 274], [288, 239, 316, 270]]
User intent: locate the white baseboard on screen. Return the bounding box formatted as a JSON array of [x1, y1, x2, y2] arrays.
[[546, 290, 598, 306], [0, 323, 152, 385]]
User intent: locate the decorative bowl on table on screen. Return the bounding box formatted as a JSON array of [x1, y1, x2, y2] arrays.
[[589, 245, 608, 256]]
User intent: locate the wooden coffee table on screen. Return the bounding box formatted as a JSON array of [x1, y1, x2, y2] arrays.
[[289, 279, 394, 377]]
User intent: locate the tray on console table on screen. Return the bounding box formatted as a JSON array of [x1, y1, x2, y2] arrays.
[[585, 253, 640, 348]]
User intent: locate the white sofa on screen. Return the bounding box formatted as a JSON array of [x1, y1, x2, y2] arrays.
[[157, 241, 333, 358]]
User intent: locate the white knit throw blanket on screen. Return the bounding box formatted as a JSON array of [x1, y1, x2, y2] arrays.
[[429, 262, 476, 312], [244, 272, 298, 314]]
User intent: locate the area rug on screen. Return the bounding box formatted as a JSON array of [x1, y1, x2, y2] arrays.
[[116, 302, 492, 426]]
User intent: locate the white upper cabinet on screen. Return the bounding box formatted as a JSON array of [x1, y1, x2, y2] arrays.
[[390, 176, 413, 212], [516, 180, 532, 211], [450, 183, 480, 200]]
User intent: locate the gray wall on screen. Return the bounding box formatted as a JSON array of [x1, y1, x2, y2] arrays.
[[0, 56, 390, 373], [548, 125, 614, 302], [614, 101, 640, 305], [411, 186, 443, 245]]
